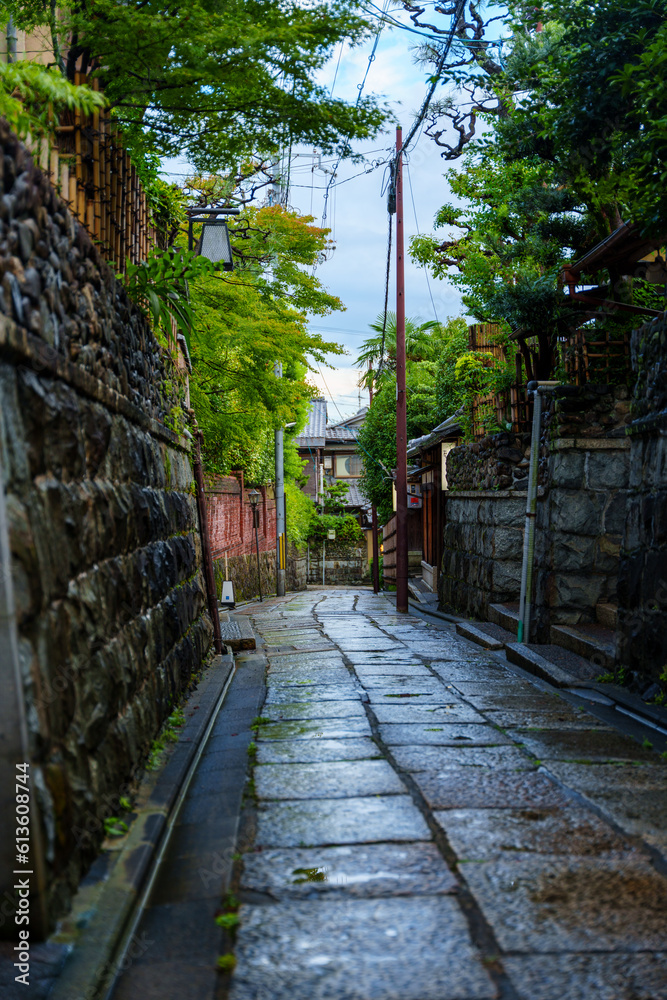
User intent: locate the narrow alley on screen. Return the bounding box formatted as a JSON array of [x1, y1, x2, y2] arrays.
[[108, 587, 667, 1000]]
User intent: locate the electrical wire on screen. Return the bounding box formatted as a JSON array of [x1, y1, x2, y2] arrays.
[[406, 158, 440, 324], [376, 212, 393, 381], [321, 0, 391, 227]]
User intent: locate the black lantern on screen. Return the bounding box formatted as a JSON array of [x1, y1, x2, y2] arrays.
[[187, 207, 240, 271], [247, 489, 262, 602]]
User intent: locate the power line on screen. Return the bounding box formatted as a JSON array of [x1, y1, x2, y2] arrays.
[[406, 158, 440, 324], [321, 0, 391, 228]]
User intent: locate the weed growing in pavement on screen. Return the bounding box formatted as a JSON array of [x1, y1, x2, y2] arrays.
[[425, 728, 443, 732], [660, 751, 667, 761], [147, 707, 187, 769], [215, 913, 240, 930], [642, 738, 654, 750], [216, 954, 237, 972], [103, 817, 129, 837], [250, 716, 271, 731], [247, 741, 257, 762]]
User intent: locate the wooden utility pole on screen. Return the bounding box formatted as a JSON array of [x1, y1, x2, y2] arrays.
[[395, 126, 409, 613], [369, 362, 380, 594]]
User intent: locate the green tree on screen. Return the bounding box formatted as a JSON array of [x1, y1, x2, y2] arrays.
[[6, 0, 388, 174], [187, 205, 345, 478], [409, 0, 667, 380]]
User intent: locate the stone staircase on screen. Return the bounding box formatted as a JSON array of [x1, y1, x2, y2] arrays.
[[456, 601, 617, 688]]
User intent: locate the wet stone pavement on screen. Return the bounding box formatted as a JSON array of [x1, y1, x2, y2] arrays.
[[231, 588, 667, 1000]]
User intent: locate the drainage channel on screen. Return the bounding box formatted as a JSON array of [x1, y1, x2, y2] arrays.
[[99, 653, 267, 1000]]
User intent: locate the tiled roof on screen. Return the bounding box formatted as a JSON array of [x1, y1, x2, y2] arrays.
[[330, 406, 368, 430], [294, 399, 327, 447], [343, 481, 370, 509], [325, 424, 359, 443]]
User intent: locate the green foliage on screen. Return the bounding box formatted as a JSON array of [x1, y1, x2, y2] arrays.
[[7, 0, 387, 174], [321, 481, 349, 515], [0, 59, 104, 142], [285, 480, 316, 550], [189, 207, 344, 478], [216, 954, 237, 973], [307, 513, 364, 546], [123, 248, 215, 355], [410, 0, 667, 377], [103, 816, 129, 837]]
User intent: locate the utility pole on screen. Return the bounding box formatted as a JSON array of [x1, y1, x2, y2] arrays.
[[369, 362, 380, 594], [394, 126, 409, 613], [274, 362, 286, 597]]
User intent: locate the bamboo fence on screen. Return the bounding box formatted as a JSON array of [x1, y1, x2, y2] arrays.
[[36, 75, 155, 272]]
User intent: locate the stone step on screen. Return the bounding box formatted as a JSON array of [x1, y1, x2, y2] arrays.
[[217, 611, 256, 651], [487, 602, 520, 635], [596, 602, 618, 629], [456, 621, 516, 651], [506, 642, 601, 688], [550, 623, 615, 669]]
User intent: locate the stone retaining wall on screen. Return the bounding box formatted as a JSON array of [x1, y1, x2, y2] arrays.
[[533, 438, 629, 639], [617, 314, 667, 689], [0, 125, 211, 934], [439, 492, 526, 618], [307, 541, 366, 585]]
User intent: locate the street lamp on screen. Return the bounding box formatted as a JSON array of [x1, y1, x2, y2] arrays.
[[248, 489, 263, 602], [187, 207, 240, 270]]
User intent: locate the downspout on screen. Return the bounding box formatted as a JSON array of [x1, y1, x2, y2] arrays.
[[517, 381, 559, 643], [7, 16, 18, 62]]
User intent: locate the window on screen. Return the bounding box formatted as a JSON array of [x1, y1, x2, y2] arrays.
[[335, 454, 363, 478]]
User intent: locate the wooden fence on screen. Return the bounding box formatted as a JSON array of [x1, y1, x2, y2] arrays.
[[467, 324, 531, 438], [35, 75, 155, 272]]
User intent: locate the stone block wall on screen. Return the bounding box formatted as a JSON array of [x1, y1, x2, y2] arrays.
[[617, 315, 667, 689], [0, 125, 211, 933], [307, 540, 366, 585], [532, 439, 630, 639], [446, 433, 532, 491], [439, 492, 526, 618]]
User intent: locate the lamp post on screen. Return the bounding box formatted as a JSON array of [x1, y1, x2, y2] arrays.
[[187, 206, 240, 266], [248, 489, 263, 602]]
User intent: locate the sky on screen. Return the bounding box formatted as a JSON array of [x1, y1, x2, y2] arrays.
[[286, 16, 467, 420], [162, 7, 471, 421]]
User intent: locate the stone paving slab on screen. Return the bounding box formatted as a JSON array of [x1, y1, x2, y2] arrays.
[[265, 667, 352, 686], [463, 855, 667, 952], [378, 723, 511, 746], [229, 896, 495, 1000], [358, 677, 442, 693], [261, 700, 368, 721], [391, 745, 536, 772], [459, 692, 566, 712], [451, 679, 533, 696], [508, 728, 657, 762], [484, 707, 612, 730], [352, 662, 433, 677], [240, 842, 458, 899], [365, 687, 463, 706], [541, 762, 667, 856], [422, 768, 571, 810], [371, 702, 487, 724], [264, 684, 363, 704], [437, 807, 638, 860], [256, 738, 382, 765], [504, 953, 667, 1000], [430, 663, 512, 683], [255, 760, 405, 800], [255, 718, 370, 741], [255, 794, 431, 847]]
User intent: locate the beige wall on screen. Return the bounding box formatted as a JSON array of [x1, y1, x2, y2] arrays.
[[1, 21, 55, 63]]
